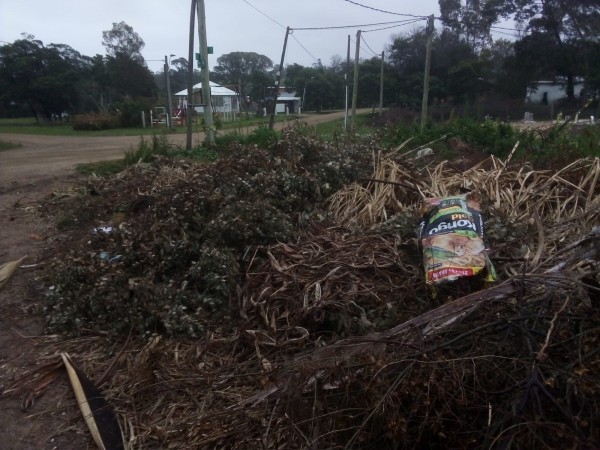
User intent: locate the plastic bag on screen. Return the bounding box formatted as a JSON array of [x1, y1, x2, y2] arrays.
[[418, 195, 496, 284]]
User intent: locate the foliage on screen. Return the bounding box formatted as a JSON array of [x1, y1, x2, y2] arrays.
[[200, 112, 223, 131], [284, 63, 349, 111], [105, 53, 157, 100], [379, 110, 600, 165], [438, 0, 600, 98], [216, 124, 279, 148], [0, 38, 85, 121], [212, 52, 274, 111], [102, 21, 145, 63], [37, 126, 600, 449], [75, 159, 127, 177], [114, 98, 154, 128], [123, 135, 173, 165], [387, 29, 486, 106], [44, 128, 376, 336], [154, 57, 201, 100], [71, 112, 118, 131], [0, 29, 155, 121]]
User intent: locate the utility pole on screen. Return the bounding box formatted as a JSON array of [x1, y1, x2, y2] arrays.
[[420, 14, 434, 131], [197, 0, 215, 146], [186, 0, 196, 150], [164, 55, 174, 128], [379, 51, 384, 117], [344, 34, 350, 131], [269, 26, 290, 130], [351, 29, 361, 129]]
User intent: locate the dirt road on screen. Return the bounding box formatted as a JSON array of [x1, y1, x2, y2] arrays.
[[0, 110, 367, 186]]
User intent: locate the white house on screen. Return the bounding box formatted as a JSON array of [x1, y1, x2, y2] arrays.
[[526, 78, 585, 104], [174, 81, 240, 115]]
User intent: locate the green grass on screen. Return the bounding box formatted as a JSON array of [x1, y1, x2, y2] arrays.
[[76, 159, 127, 176], [0, 139, 21, 151], [0, 114, 300, 137], [312, 112, 377, 138]]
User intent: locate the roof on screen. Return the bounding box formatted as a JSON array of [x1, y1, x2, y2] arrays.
[[174, 81, 237, 97]]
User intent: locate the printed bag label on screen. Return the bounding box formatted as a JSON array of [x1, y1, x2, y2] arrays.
[[418, 195, 495, 285]]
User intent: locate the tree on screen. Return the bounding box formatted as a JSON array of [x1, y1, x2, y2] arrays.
[[439, 0, 600, 98], [438, 0, 510, 49], [0, 37, 85, 121], [387, 28, 479, 106], [510, 0, 600, 98], [102, 21, 145, 63], [212, 52, 273, 112], [85, 54, 113, 112], [106, 53, 156, 99], [479, 39, 524, 98], [283, 64, 347, 112]]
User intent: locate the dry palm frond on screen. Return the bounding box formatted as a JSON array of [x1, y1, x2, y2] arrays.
[[0, 256, 27, 290], [61, 353, 124, 450]]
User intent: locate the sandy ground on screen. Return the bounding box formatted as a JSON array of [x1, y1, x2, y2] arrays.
[[0, 109, 366, 449], [0, 110, 366, 185]]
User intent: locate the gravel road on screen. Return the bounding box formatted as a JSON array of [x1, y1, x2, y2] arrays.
[[0, 110, 367, 186]]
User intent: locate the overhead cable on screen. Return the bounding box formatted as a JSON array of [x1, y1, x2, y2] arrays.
[[292, 19, 422, 31], [240, 0, 286, 29], [362, 18, 426, 33], [343, 0, 428, 19]]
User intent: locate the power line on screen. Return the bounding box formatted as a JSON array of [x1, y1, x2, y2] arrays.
[[362, 18, 426, 33], [291, 19, 421, 31], [240, 0, 319, 63], [360, 34, 378, 56], [290, 33, 319, 62], [240, 0, 286, 29], [342, 0, 428, 19], [349, 36, 377, 59]]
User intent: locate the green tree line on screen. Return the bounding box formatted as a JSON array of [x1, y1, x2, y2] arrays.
[[1, 0, 598, 124]]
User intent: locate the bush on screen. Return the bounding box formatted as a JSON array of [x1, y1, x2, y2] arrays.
[[114, 98, 154, 128], [215, 125, 279, 149], [72, 112, 118, 131], [123, 135, 172, 165]]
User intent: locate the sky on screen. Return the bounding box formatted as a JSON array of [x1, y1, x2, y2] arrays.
[[0, 0, 443, 73]]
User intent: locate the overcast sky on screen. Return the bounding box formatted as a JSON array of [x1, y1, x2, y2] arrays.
[[1, 0, 442, 73]]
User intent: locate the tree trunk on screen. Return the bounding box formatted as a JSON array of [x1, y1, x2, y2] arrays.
[[567, 73, 575, 100]]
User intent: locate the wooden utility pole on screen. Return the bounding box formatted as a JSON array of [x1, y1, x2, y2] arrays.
[[344, 34, 350, 131], [351, 29, 361, 129], [164, 56, 174, 128], [379, 51, 384, 117], [420, 15, 435, 131], [186, 0, 196, 150], [269, 26, 290, 130], [197, 0, 215, 146]]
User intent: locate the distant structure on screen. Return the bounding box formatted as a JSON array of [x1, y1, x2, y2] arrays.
[[276, 87, 302, 114], [526, 78, 585, 104], [174, 81, 240, 117]]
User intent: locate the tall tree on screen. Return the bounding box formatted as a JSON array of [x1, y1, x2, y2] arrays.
[[439, 0, 514, 49], [387, 28, 479, 106], [0, 37, 84, 121], [511, 0, 600, 98], [102, 21, 145, 63], [212, 52, 273, 111], [106, 53, 156, 99], [439, 0, 600, 98]]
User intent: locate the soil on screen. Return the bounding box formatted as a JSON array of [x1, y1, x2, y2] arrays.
[[0, 110, 366, 449]]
